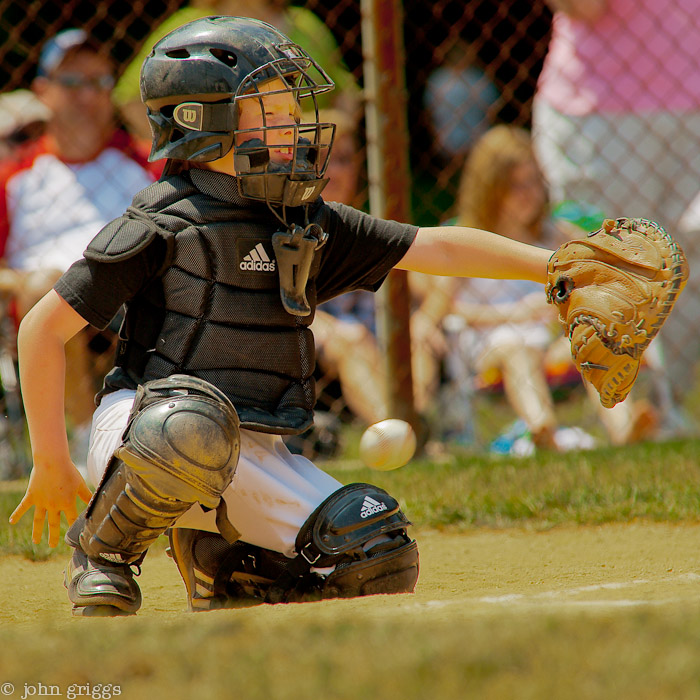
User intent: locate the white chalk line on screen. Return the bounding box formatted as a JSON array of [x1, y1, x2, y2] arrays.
[[411, 573, 700, 611], [481, 572, 700, 604]]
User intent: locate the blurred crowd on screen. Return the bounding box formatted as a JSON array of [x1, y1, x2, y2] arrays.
[[0, 0, 698, 464]]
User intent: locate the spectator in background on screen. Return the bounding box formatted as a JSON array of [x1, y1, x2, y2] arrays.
[[532, 0, 700, 436], [422, 126, 658, 452], [283, 108, 388, 458], [0, 29, 159, 435], [114, 0, 362, 143], [423, 38, 500, 164], [313, 109, 389, 428], [0, 90, 50, 161], [412, 40, 501, 416], [0, 28, 160, 314]]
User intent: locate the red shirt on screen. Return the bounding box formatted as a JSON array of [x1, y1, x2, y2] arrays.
[[0, 130, 161, 270]]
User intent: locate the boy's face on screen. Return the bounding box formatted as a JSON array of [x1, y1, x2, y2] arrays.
[[235, 77, 301, 166]]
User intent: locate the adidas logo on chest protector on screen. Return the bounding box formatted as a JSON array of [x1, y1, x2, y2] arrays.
[[360, 495, 388, 519], [240, 242, 276, 272]]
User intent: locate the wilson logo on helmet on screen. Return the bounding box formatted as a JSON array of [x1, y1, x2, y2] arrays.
[[174, 102, 204, 131], [300, 186, 317, 201], [240, 242, 276, 272]]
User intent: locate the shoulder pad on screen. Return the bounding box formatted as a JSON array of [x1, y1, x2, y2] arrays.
[[84, 214, 160, 263], [131, 174, 198, 211]]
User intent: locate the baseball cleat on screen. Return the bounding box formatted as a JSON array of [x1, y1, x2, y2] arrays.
[[168, 528, 225, 612], [168, 528, 285, 611], [64, 548, 142, 616]]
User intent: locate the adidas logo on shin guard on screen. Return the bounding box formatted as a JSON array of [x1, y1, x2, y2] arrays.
[[240, 242, 276, 272], [360, 496, 387, 519]]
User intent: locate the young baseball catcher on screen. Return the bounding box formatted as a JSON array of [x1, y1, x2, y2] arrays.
[[9, 17, 688, 616]]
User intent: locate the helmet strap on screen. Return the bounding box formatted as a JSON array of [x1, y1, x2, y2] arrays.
[[173, 102, 237, 132]]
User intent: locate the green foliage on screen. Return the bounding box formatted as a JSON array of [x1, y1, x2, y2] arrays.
[[2, 439, 700, 560], [0, 484, 67, 560], [3, 603, 700, 699], [2, 441, 700, 699], [324, 439, 700, 530], [0, 480, 163, 559]]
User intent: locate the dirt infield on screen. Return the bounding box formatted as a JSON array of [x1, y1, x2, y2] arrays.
[[3, 521, 700, 622], [3, 522, 700, 699]]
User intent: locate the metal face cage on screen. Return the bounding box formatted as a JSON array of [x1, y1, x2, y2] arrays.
[[232, 52, 336, 208]]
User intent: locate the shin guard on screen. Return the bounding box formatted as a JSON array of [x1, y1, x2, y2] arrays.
[[66, 375, 240, 614]]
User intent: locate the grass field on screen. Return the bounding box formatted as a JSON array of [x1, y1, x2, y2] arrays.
[[2, 438, 700, 699]]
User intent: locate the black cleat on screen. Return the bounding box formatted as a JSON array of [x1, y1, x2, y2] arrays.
[[64, 548, 142, 616]]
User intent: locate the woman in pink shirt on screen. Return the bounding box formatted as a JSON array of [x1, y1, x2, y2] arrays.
[[534, 0, 700, 223], [532, 0, 700, 435]]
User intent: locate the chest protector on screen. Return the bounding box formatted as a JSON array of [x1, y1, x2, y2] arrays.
[[86, 172, 323, 435]]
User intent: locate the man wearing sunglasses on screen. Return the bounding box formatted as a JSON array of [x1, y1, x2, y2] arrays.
[[0, 29, 160, 433]]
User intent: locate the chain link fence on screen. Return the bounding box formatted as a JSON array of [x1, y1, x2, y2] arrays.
[[0, 0, 697, 467]]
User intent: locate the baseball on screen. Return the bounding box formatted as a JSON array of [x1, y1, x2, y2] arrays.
[[359, 419, 417, 471]]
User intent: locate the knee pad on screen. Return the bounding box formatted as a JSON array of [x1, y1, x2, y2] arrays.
[[69, 375, 241, 565], [268, 483, 419, 602], [117, 374, 240, 509]]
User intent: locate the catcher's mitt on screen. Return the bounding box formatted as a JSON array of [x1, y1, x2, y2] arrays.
[[545, 217, 689, 408]]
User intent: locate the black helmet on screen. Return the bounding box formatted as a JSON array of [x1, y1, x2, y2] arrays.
[[140, 16, 336, 206]]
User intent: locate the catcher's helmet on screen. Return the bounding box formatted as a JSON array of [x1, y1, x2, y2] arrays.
[[140, 16, 335, 206]]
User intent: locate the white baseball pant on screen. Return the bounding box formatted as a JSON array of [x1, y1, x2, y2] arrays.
[[86, 389, 342, 558]]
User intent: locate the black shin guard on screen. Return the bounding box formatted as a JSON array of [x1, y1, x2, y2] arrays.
[[168, 484, 419, 610], [271, 483, 419, 602], [173, 484, 420, 606]]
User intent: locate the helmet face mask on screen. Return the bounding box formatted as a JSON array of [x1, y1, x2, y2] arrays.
[[233, 77, 335, 207], [140, 16, 336, 207]]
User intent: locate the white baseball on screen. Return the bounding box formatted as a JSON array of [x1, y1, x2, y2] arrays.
[[359, 419, 417, 471]]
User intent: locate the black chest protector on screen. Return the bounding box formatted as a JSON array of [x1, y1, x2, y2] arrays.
[[86, 170, 325, 435]]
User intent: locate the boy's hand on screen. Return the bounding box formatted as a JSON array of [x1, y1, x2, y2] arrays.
[[9, 459, 93, 548]]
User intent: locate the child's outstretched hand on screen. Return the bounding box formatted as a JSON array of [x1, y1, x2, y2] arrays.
[[9, 457, 93, 548]]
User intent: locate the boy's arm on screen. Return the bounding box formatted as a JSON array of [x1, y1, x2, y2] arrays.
[[9, 290, 93, 547], [395, 226, 552, 283]]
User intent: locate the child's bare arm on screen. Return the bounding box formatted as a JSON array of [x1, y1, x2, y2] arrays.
[[396, 226, 552, 283], [9, 290, 93, 547]]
